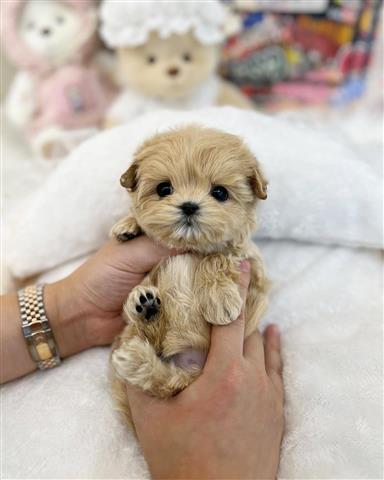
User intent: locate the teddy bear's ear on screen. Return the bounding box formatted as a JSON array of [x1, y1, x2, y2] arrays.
[[249, 159, 268, 200], [120, 159, 139, 191]]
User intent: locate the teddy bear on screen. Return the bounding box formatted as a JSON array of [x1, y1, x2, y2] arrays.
[[100, 0, 254, 127], [1, 0, 115, 160]]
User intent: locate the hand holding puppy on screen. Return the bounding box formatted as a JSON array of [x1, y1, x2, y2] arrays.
[[1, 238, 284, 480], [126, 265, 284, 480], [1, 236, 177, 383]]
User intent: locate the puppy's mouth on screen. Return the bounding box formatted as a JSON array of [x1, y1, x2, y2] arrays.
[[173, 217, 200, 238], [183, 217, 194, 227]]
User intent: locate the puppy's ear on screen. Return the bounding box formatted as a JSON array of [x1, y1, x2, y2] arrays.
[[120, 159, 139, 191], [249, 159, 268, 200]]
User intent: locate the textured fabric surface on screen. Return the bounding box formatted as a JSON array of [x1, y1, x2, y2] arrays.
[[5, 107, 382, 279], [100, 0, 225, 48], [2, 239, 382, 478], [107, 75, 220, 124]]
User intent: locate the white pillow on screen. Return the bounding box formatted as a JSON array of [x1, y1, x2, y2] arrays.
[[6, 107, 382, 278]]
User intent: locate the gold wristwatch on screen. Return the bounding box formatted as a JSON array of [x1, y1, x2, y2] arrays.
[[18, 285, 61, 370]]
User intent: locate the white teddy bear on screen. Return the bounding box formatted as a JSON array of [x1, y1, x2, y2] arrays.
[[100, 0, 253, 127]]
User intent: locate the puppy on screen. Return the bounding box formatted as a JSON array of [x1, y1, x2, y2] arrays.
[[110, 125, 269, 428]]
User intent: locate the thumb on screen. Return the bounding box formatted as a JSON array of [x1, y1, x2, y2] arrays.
[[125, 383, 165, 429], [108, 236, 178, 274], [206, 260, 251, 364]]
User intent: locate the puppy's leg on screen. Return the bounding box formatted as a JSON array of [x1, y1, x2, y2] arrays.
[[110, 216, 142, 242], [124, 285, 161, 322], [110, 373, 134, 430], [112, 337, 199, 398], [195, 255, 242, 326], [244, 254, 270, 337]]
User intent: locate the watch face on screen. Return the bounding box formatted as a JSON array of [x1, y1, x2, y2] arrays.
[[36, 341, 52, 361]]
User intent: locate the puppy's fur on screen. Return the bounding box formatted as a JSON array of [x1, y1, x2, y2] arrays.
[[110, 126, 269, 428]]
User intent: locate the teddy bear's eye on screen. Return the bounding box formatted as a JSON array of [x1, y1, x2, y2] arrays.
[[56, 16, 65, 24], [156, 182, 173, 197], [211, 185, 229, 202], [147, 55, 156, 64], [182, 52, 192, 62]]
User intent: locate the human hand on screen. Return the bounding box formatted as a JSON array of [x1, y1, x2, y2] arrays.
[[126, 263, 284, 480], [0, 236, 177, 384], [46, 236, 176, 358]]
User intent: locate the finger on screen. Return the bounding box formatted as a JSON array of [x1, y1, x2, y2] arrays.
[[126, 383, 157, 410], [243, 329, 266, 368], [206, 261, 251, 366], [108, 236, 179, 274], [95, 316, 125, 346], [125, 383, 164, 426], [264, 324, 284, 398]]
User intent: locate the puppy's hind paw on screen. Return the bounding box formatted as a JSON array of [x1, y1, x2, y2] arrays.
[[112, 337, 198, 398], [110, 216, 142, 242], [112, 337, 156, 386]]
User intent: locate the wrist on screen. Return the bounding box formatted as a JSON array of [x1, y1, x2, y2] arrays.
[[44, 279, 92, 358]]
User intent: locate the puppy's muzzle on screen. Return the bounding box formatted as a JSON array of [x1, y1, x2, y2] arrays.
[[179, 202, 199, 217]]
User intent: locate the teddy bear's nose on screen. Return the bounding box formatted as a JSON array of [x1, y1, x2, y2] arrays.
[[167, 67, 180, 77], [41, 27, 51, 36]]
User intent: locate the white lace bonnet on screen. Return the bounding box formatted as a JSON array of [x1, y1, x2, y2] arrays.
[[100, 0, 226, 48]]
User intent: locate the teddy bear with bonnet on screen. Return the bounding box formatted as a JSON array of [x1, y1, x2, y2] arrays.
[[1, 0, 115, 160], [100, 0, 254, 127]]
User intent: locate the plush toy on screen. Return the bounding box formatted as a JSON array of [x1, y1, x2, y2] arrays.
[[1, 0, 115, 160], [100, 0, 254, 127]]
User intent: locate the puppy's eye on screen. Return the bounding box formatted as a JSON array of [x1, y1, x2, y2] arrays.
[[182, 52, 192, 62], [156, 182, 173, 197], [56, 16, 65, 24], [147, 55, 156, 64], [211, 185, 229, 202]]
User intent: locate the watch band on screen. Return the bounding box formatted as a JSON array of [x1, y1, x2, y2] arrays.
[[18, 285, 61, 370]]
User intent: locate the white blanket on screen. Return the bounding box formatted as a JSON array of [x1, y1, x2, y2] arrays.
[[2, 107, 383, 479], [2, 240, 382, 478], [5, 107, 382, 279]]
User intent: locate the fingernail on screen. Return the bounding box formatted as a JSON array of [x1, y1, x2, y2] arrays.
[[239, 260, 251, 272]]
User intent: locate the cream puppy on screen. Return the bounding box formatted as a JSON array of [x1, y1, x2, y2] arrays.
[[110, 126, 268, 428]]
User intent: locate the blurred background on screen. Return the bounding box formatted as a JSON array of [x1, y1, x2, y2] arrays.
[[222, 0, 382, 109], [2, 0, 382, 105]]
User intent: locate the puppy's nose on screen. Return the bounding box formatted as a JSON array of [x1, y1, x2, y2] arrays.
[[180, 202, 199, 216], [41, 27, 51, 36], [168, 67, 180, 77]]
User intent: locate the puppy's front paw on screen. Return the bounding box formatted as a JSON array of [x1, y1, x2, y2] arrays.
[[124, 286, 161, 322], [202, 285, 242, 326], [110, 216, 141, 242]]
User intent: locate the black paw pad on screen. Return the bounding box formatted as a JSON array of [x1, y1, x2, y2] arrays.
[[117, 232, 137, 242], [135, 291, 161, 320]]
